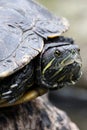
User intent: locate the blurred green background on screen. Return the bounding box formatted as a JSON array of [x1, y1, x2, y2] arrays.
[[37, 0, 87, 130]]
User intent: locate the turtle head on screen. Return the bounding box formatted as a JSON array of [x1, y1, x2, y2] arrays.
[[40, 37, 82, 89]]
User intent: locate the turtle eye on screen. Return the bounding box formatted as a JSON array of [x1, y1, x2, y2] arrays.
[[54, 50, 61, 57]]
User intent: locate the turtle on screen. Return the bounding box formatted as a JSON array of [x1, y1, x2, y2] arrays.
[[0, 0, 82, 107]]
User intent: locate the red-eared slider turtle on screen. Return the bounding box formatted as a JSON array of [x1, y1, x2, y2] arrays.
[[0, 0, 82, 107]]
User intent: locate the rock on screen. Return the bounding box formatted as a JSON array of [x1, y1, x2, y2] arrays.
[[0, 97, 79, 130]]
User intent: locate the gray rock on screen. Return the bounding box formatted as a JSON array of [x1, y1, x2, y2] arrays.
[[0, 97, 79, 130]]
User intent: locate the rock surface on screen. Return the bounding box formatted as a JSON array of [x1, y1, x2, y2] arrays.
[[0, 97, 79, 130]]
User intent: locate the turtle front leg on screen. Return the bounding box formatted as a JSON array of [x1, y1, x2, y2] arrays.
[[0, 87, 47, 107]]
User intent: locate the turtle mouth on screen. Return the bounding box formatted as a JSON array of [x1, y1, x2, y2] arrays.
[[51, 64, 82, 89], [52, 51, 82, 88]]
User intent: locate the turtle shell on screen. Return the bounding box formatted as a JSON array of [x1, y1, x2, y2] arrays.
[[0, 0, 69, 78]]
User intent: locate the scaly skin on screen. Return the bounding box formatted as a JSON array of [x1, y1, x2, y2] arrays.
[[0, 88, 47, 107]]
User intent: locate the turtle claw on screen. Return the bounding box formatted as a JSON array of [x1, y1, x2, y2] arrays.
[[0, 88, 47, 107]]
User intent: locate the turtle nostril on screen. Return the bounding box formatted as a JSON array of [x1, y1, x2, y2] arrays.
[[78, 48, 80, 52]]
